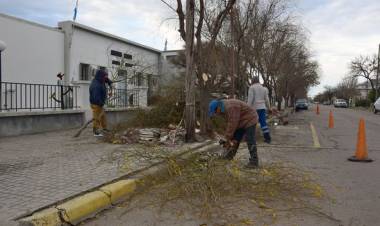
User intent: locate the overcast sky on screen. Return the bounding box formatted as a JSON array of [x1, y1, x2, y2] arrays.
[[0, 0, 379, 96]]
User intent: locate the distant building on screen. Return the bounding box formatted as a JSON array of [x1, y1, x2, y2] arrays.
[[0, 13, 182, 110], [356, 80, 375, 99], [160, 50, 185, 85]]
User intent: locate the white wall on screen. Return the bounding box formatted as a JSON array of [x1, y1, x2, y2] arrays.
[[160, 51, 185, 85], [65, 26, 161, 108], [0, 14, 64, 84], [68, 27, 161, 84]]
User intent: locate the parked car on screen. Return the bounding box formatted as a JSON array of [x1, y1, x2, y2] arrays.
[[322, 101, 330, 105], [295, 99, 308, 111], [374, 97, 380, 114], [334, 99, 348, 108]]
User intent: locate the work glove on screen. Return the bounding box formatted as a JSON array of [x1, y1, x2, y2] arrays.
[[219, 139, 227, 146], [219, 139, 237, 149]]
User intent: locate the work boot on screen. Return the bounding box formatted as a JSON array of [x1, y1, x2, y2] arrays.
[[263, 133, 271, 144], [246, 145, 259, 168], [93, 129, 104, 137], [245, 158, 258, 169]]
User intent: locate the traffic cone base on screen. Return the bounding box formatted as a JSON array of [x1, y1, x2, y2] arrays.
[[348, 156, 373, 162]]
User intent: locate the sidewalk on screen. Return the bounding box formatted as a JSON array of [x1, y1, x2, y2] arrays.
[[0, 128, 197, 224]]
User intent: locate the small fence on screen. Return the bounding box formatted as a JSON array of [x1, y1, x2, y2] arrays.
[[106, 88, 139, 108], [0, 82, 79, 112]]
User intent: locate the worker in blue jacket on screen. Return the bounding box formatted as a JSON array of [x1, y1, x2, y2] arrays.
[[89, 69, 112, 136]]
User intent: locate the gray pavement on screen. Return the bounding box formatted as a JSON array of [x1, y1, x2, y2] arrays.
[[295, 105, 380, 226], [268, 105, 380, 226], [0, 128, 191, 225], [84, 106, 380, 226]]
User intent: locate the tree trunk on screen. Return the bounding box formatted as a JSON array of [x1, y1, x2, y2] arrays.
[[199, 87, 211, 135], [277, 96, 282, 110], [184, 0, 196, 142]]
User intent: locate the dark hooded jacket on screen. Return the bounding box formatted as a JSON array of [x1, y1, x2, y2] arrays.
[[89, 70, 108, 106]]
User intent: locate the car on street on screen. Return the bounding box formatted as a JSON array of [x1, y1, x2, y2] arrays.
[[322, 101, 330, 105], [295, 98, 308, 111], [334, 99, 348, 108], [374, 97, 380, 114]]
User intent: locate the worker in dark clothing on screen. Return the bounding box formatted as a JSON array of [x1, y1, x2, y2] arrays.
[[89, 69, 112, 137], [209, 99, 259, 168]]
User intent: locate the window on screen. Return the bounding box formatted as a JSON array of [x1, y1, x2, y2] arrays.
[[124, 53, 133, 60], [118, 69, 127, 77], [110, 50, 122, 57], [112, 60, 121, 65], [166, 55, 176, 61], [135, 73, 145, 86], [125, 63, 134, 67], [80, 63, 90, 80], [152, 77, 158, 87]]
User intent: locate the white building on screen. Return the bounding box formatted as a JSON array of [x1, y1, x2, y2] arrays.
[[356, 80, 375, 99], [0, 13, 64, 85], [160, 50, 185, 85], [58, 21, 162, 108], [0, 13, 175, 111]]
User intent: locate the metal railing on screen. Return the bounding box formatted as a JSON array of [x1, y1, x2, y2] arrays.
[[106, 88, 139, 108], [0, 82, 79, 112]]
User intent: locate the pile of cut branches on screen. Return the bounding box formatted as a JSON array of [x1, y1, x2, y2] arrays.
[[122, 151, 338, 225]]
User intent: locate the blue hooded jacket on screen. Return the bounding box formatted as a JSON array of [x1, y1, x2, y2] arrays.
[[89, 70, 108, 106]]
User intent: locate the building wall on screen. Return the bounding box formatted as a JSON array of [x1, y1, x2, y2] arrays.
[[160, 50, 185, 86], [0, 14, 172, 112], [66, 26, 161, 85], [0, 14, 64, 84], [0, 110, 84, 137]]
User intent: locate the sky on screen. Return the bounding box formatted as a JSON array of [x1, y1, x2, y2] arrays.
[[0, 0, 379, 96]]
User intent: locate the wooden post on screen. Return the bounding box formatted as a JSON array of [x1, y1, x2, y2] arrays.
[[184, 0, 196, 142]]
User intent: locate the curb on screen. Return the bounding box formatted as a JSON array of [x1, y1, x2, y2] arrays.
[[18, 140, 218, 226]]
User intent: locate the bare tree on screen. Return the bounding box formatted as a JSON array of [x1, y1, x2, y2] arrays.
[[335, 76, 358, 100], [350, 54, 378, 92], [173, 0, 197, 142], [161, 0, 320, 134], [162, 0, 237, 137]]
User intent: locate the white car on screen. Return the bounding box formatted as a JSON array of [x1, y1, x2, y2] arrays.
[[374, 97, 380, 114], [334, 99, 348, 108]]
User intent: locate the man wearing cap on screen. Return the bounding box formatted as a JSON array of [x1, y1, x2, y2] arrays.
[[209, 99, 259, 168]]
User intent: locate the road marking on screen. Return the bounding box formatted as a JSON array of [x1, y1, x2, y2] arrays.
[[310, 122, 321, 148], [258, 145, 333, 149]]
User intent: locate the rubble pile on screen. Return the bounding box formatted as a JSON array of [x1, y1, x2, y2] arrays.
[[109, 125, 186, 146], [268, 109, 290, 126], [139, 128, 161, 142]]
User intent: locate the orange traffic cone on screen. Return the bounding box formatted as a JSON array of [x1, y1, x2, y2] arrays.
[[316, 104, 320, 115], [328, 111, 334, 128], [348, 118, 373, 162]]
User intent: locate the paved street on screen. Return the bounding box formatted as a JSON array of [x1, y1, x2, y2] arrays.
[[0, 128, 191, 225], [291, 105, 380, 226], [84, 106, 380, 226]]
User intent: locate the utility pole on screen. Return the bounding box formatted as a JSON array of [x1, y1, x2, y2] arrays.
[[230, 7, 235, 98], [0, 40, 6, 111], [376, 43, 380, 99]]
